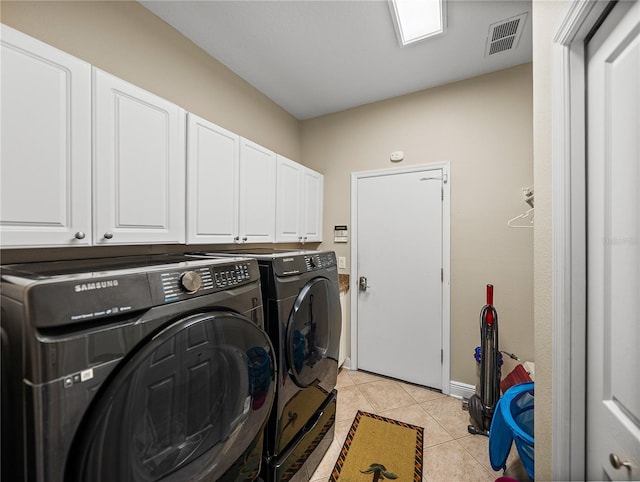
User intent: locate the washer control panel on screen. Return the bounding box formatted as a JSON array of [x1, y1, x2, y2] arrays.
[[152, 261, 256, 304], [212, 263, 252, 288]]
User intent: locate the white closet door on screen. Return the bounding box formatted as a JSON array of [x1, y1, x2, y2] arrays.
[[586, 1, 640, 479], [186, 114, 239, 244], [0, 25, 92, 247], [93, 69, 185, 245]]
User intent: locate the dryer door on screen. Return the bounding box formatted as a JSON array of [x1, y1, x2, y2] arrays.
[[67, 312, 275, 482], [285, 277, 341, 388]]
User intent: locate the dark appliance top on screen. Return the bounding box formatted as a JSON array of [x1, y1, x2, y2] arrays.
[[189, 250, 337, 277], [1, 254, 260, 328]]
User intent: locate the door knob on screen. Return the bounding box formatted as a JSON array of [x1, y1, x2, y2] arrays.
[[74, 231, 86, 240], [103, 232, 114, 239], [359, 276, 370, 291], [610, 453, 632, 471]]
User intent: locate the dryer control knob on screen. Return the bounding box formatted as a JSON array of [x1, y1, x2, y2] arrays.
[[179, 271, 203, 294]]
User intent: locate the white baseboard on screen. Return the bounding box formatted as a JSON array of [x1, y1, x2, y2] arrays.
[[336, 367, 474, 401], [339, 357, 352, 370], [449, 381, 475, 400]]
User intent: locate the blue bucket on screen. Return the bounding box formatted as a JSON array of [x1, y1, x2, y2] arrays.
[[489, 382, 534, 480]]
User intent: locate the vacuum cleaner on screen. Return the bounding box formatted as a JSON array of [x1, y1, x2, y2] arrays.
[[467, 284, 500, 436]]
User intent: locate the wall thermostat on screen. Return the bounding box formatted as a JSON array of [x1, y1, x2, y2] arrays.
[[390, 151, 404, 162], [334, 225, 348, 243]]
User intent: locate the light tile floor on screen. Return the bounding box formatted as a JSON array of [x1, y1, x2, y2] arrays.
[[309, 369, 531, 482]]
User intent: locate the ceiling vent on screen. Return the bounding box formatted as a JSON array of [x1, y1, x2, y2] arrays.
[[485, 12, 528, 57]]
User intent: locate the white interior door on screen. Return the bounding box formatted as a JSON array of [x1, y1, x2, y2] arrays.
[[586, 1, 640, 479], [355, 166, 445, 389]]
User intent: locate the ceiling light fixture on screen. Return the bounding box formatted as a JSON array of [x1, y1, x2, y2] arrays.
[[389, 0, 446, 46]]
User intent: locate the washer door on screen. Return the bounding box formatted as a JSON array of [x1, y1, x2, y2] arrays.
[[286, 277, 341, 388], [67, 312, 275, 482]]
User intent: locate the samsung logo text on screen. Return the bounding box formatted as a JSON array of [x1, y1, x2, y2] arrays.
[[74, 280, 119, 292]]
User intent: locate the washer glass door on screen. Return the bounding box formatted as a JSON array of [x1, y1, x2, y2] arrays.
[[67, 312, 275, 482], [286, 277, 341, 388]]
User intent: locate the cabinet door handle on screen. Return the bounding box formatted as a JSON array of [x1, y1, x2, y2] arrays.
[[103, 232, 114, 239], [234, 236, 240, 242], [242, 236, 248, 242], [74, 231, 86, 240]]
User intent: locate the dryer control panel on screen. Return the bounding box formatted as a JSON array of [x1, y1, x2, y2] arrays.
[[151, 261, 256, 304], [274, 251, 336, 277], [304, 252, 336, 271]]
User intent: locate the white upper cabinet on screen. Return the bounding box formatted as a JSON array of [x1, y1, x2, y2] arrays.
[[1, 25, 311, 249], [275, 156, 303, 243], [1, 25, 92, 247], [93, 69, 186, 245], [275, 155, 323, 243], [239, 138, 276, 243], [301, 166, 323, 242], [186, 120, 276, 244], [186, 113, 239, 244]]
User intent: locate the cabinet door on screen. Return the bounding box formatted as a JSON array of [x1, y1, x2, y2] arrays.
[[301, 167, 323, 242], [1, 25, 92, 247], [275, 155, 303, 243], [186, 114, 239, 244], [239, 138, 276, 243], [93, 69, 186, 245]]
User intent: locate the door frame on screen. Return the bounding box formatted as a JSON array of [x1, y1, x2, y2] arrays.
[[551, 1, 613, 480], [349, 162, 451, 395]]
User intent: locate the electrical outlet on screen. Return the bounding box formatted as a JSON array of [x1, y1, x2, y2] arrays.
[[338, 256, 346, 269]]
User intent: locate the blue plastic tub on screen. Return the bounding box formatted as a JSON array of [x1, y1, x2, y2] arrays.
[[489, 382, 534, 480]]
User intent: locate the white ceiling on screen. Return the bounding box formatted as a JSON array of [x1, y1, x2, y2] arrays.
[[140, 0, 532, 120]]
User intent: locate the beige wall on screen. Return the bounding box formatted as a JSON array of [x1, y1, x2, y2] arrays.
[[2, 3, 540, 461], [301, 63, 534, 386], [0, 1, 301, 161], [532, 1, 572, 480]]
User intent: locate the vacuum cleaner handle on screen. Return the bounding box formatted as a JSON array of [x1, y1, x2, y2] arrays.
[[486, 284, 494, 325]]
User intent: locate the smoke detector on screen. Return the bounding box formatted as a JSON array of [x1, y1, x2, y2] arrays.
[[485, 12, 528, 57]]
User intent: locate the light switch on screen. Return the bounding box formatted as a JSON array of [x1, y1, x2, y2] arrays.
[[338, 256, 346, 269]]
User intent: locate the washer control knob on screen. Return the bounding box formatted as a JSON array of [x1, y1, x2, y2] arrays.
[[180, 271, 203, 294]]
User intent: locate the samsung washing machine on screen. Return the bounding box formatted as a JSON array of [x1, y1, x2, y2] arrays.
[[0, 254, 276, 482], [189, 249, 341, 482]]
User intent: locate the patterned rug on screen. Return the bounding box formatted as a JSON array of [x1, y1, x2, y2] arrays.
[[330, 411, 424, 481]]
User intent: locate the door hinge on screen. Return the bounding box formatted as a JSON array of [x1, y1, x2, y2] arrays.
[[441, 349, 443, 364], [441, 268, 443, 282]]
